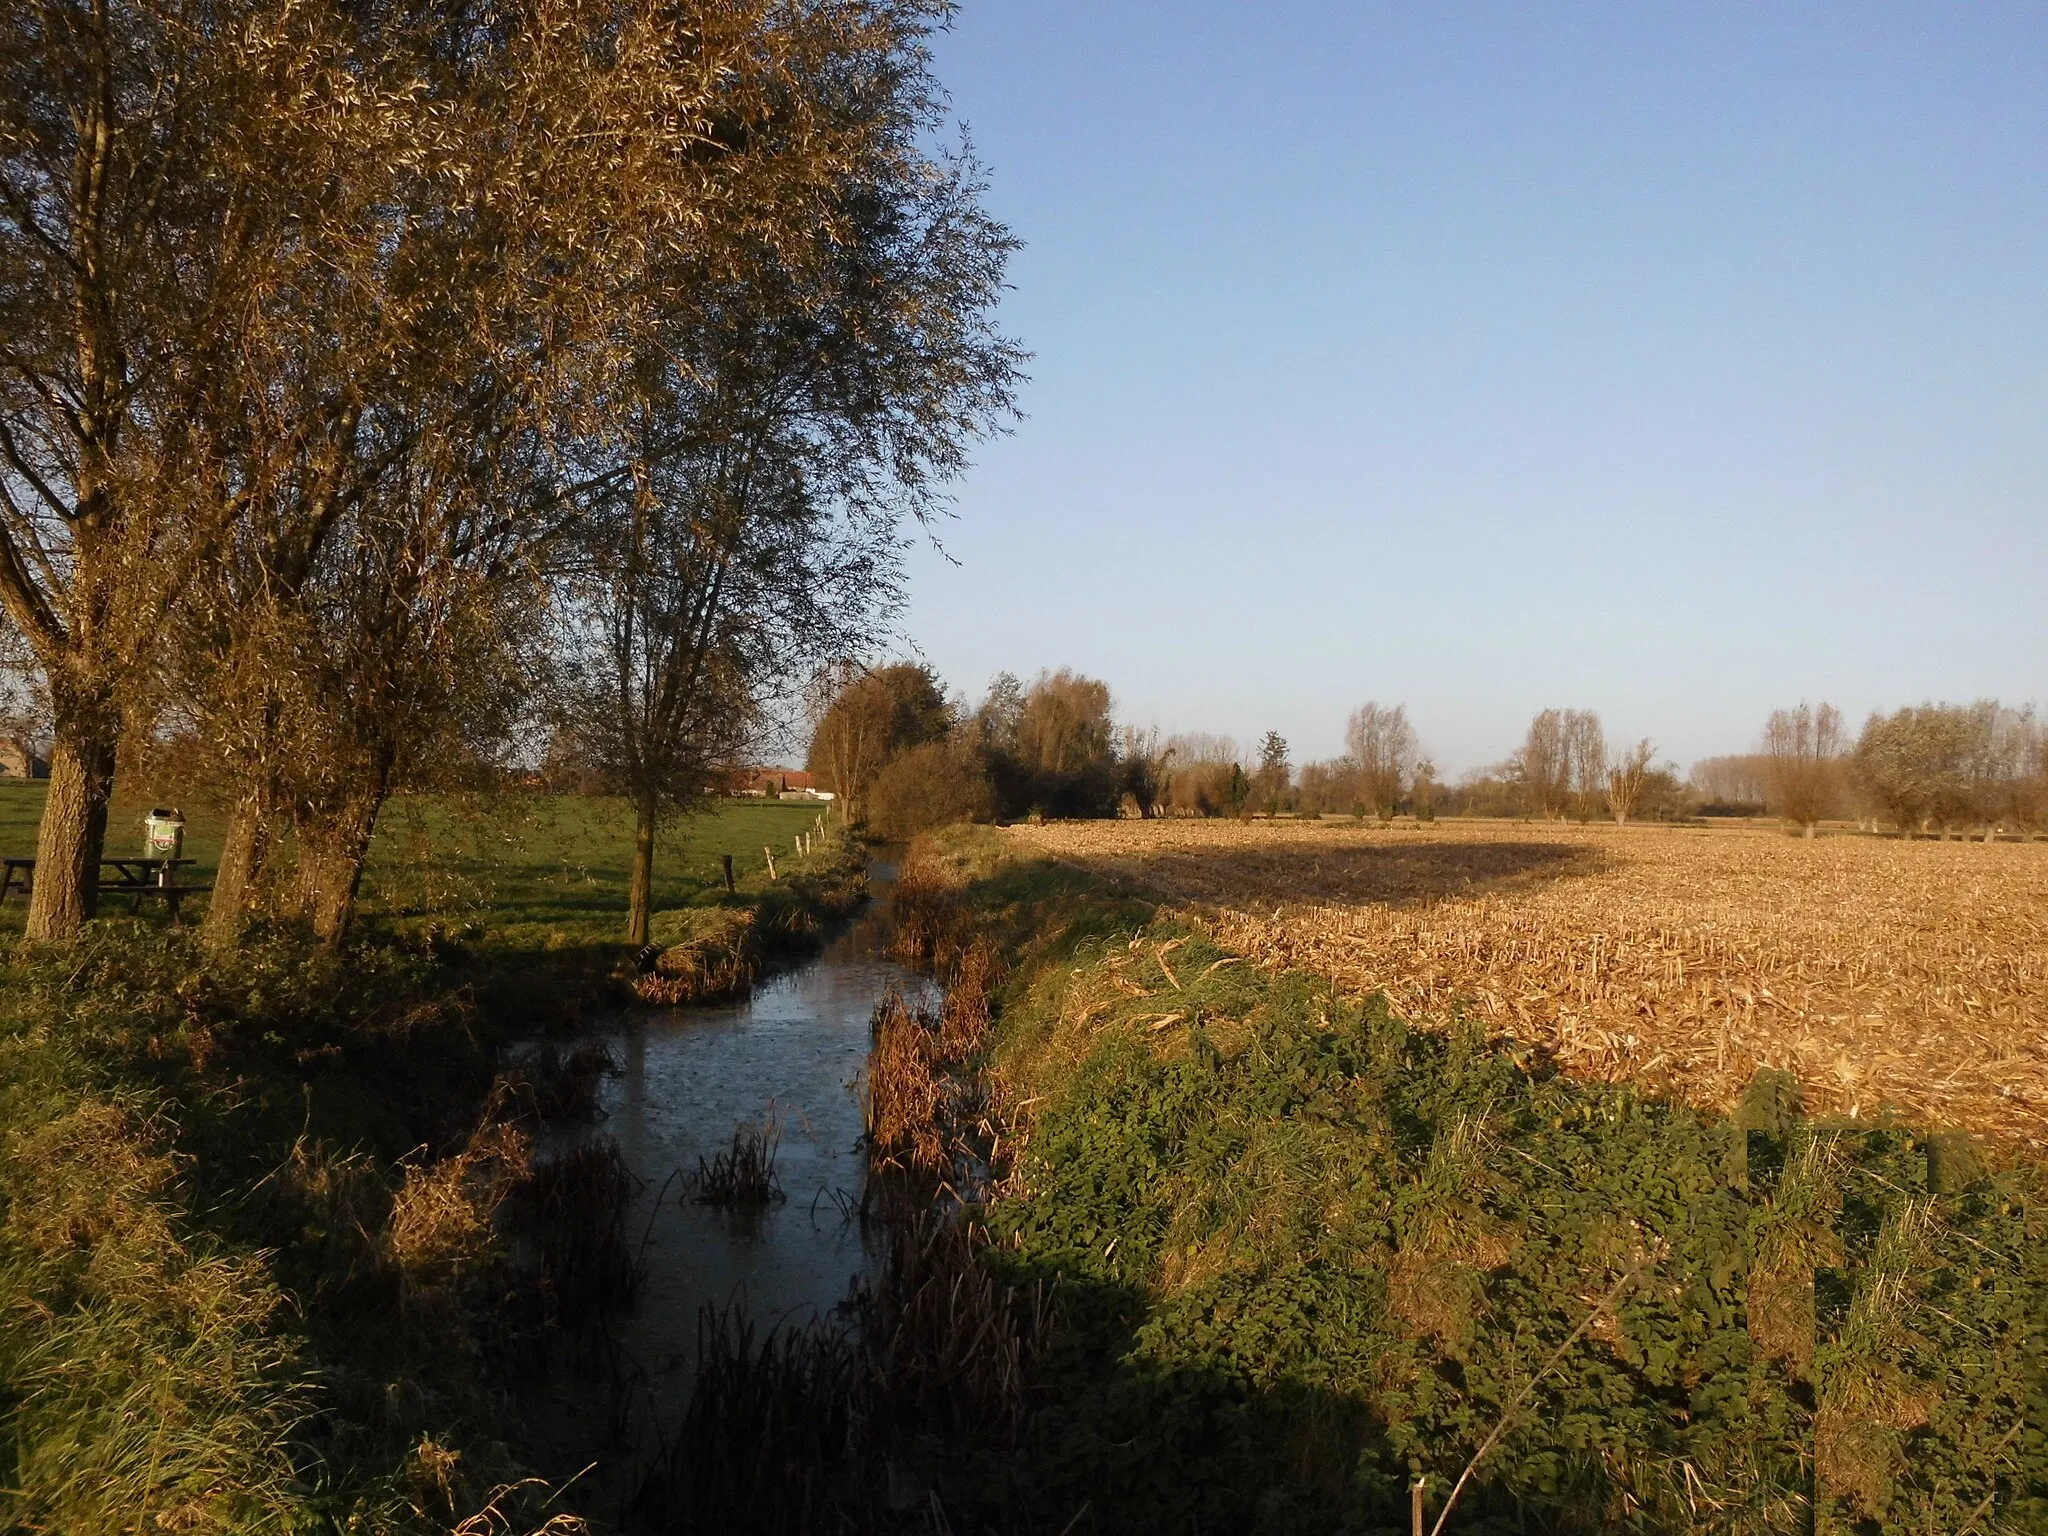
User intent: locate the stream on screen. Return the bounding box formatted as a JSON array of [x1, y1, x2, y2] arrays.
[[521, 858, 934, 1491]]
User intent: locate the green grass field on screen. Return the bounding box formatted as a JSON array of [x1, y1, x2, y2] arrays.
[[0, 780, 832, 945]]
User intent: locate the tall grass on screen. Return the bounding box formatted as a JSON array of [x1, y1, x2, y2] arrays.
[[687, 1118, 786, 1207], [624, 1218, 1049, 1535], [0, 1096, 303, 1535]]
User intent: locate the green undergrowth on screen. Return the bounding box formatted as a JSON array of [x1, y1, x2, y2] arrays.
[[915, 826, 2048, 1535], [0, 811, 867, 1534], [0, 923, 561, 1533]]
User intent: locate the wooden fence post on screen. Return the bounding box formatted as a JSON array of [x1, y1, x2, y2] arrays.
[[722, 854, 735, 893]]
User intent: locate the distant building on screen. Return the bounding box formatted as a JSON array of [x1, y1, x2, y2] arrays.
[[731, 768, 834, 801], [0, 740, 47, 779]]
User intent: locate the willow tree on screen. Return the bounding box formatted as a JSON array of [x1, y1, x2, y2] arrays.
[[557, 18, 1024, 946], [184, 0, 942, 946], [806, 663, 951, 830], [1606, 738, 1656, 826], [0, 0, 325, 937]]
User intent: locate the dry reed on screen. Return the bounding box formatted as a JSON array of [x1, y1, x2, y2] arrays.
[[1009, 818, 2048, 1146], [634, 908, 759, 1005], [865, 991, 951, 1175]]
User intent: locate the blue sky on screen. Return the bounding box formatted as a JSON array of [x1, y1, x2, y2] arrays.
[[894, 2, 2048, 775]]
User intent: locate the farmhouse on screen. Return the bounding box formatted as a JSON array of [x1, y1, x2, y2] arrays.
[[731, 768, 835, 802]]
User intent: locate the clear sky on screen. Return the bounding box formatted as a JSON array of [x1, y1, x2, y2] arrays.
[[893, 2, 2048, 776]]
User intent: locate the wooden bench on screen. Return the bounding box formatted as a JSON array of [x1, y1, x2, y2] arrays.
[[0, 857, 210, 919]]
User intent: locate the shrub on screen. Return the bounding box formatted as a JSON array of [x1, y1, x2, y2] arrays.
[[866, 740, 994, 841]]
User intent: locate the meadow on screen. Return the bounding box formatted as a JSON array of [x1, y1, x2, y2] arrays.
[[0, 780, 829, 951], [1006, 817, 2048, 1150]]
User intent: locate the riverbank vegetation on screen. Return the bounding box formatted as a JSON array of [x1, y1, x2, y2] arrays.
[[831, 825, 2044, 1534], [0, 795, 866, 1531]]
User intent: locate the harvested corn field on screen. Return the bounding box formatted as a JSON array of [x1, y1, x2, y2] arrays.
[[1007, 818, 2048, 1146]]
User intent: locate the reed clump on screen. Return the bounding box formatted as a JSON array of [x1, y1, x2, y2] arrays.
[[633, 849, 870, 1005], [888, 847, 976, 974], [512, 1135, 644, 1323], [687, 1118, 786, 1207], [865, 991, 951, 1175], [388, 1121, 531, 1323], [496, 1037, 617, 1124], [636, 907, 760, 1004], [624, 1217, 1048, 1534]]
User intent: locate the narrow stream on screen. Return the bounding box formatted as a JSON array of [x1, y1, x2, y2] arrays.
[[522, 859, 933, 1491]]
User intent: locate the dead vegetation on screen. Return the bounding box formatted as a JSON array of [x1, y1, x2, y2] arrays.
[[624, 1215, 1049, 1534], [1008, 818, 2048, 1147], [635, 907, 761, 1004], [864, 888, 999, 1179]]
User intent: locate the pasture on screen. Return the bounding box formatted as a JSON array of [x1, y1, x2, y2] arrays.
[[0, 780, 830, 949], [1007, 817, 2048, 1148]]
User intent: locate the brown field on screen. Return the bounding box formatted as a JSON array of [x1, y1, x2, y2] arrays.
[[1005, 817, 2048, 1148]]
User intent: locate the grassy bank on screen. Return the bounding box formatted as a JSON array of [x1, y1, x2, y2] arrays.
[[885, 826, 2047, 1535], [0, 792, 861, 1534]]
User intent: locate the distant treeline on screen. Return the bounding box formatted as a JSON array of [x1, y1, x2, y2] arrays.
[[799, 670, 2048, 840]]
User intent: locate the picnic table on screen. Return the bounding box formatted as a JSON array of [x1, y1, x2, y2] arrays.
[[0, 856, 209, 918]]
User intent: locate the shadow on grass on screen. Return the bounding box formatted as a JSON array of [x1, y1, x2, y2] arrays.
[[1073, 834, 1607, 912], [614, 1254, 1660, 1536]]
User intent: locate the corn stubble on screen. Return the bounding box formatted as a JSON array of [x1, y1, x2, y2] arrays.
[[1010, 819, 2048, 1146]]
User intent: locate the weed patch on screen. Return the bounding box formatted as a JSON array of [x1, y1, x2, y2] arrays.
[[686, 1118, 786, 1208]]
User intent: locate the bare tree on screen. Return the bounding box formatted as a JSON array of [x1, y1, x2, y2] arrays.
[[2006, 706, 2048, 838], [1347, 702, 1418, 821], [1761, 703, 1845, 837], [1294, 756, 1363, 818], [1688, 754, 1773, 811], [1517, 710, 1569, 817], [1563, 710, 1607, 822], [1607, 739, 1655, 827]]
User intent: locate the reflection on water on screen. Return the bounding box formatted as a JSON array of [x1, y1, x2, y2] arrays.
[[522, 863, 930, 1481]]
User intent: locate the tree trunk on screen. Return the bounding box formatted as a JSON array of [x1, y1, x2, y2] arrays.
[[297, 796, 385, 947], [627, 794, 658, 946], [24, 729, 116, 941], [203, 785, 272, 949], [1803, 822, 1816, 839]]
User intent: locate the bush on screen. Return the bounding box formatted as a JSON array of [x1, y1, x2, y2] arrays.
[[866, 741, 994, 841]]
